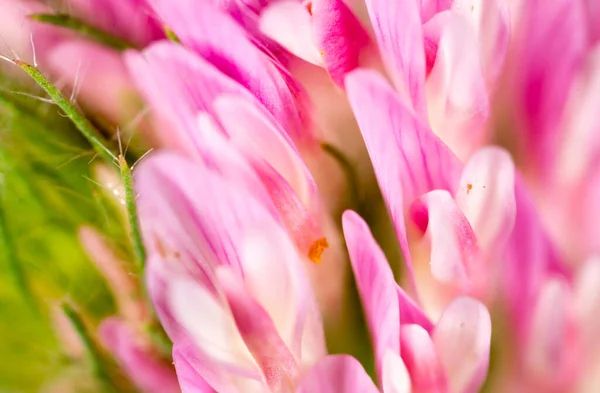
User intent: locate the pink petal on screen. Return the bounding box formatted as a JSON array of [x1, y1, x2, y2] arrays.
[[259, 1, 323, 66], [342, 210, 400, 380], [172, 348, 216, 393], [454, 147, 516, 254], [312, 0, 371, 86], [237, 222, 326, 364], [451, 0, 510, 84], [523, 278, 580, 391], [410, 190, 479, 288], [382, 350, 412, 393], [400, 324, 448, 393], [125, 42, 255, 153], [397, 286, 434, 333], [573, 256, 600, 353], [432, 297, 491, 393], [425, 11, 489, 160], [584, 0, 600, 42], [511, 0, 588, 174], [419, 0, 453, 22], [345, 69, 462, 293], [65, 0, 163, 46], [364, 0, 427, 116], [217, 268, 300, 391], [297, 355, 380, 393], [98, 318, 180, 393], [146, 0, 312, 145]]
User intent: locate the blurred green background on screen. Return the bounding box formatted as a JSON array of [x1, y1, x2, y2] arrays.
[[0, 72, 129, 392]]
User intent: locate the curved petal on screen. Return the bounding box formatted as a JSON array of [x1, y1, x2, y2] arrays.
[[259, 1, 323, 66], [574, 256, 600, 352], [217, 268, 300, 391], [454, 147, 516, 254], [297, 355, 380, 393], [312, 0, 371, 86], [425, 11, 489, 160], [238, 223, 326, 364], [125, 42, 255, 153], [364, 0, 426, 116], [432, 297, 491, 393], [146, 0, 312, 145], [400, 324, 448, 392], [345, 69, 462, 293], [172, 348, 216, 393], [382, 350, 412, 393], [342, 210, 400, 380]]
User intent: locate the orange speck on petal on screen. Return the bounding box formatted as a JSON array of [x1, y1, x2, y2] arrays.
[[467, 183, 473, 194], [308, 237, 329, 263]]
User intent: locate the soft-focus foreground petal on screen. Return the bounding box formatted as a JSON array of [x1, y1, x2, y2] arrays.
[[98, 318, 180, 393], [425, 11, 489, 160], [345, 69, 461, 292], [65, 0, 163, 46], [312, 0, 372, 86], [172, 347, 215, 393], [297, 355, 380, 393], [146, 0, 312, 145], [364, 0, 426, 116], [523, 278, 580, 391], [343, 210, 400, 379], [432, 297, 491, 393]]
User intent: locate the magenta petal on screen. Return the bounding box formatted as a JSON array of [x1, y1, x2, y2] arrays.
[[397, 286, 434, 333], [172, 348, 216, 393], [312, 0, 371, 86], [217, 268, 300, 391], [364, 0, 427, 116], [345, 69, 461, 292], [98, 318, 180, 393], [146, 0, 312, 144], [297, 355, 380, 393], [342, 210, 400, 381]]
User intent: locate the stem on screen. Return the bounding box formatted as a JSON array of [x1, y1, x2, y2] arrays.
[[321, 142, 362, 208], [30, 14, 135, 51], [119, 155, 145, 268], [15, 60, 117, 164]]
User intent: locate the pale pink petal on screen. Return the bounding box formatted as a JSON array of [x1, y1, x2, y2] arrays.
[[523, 278, 580, 391], [217, 268, 300, 391], [345, 69, 462, 293], [425, 11, 489, 160], [451, 0, 510, 84], [98, 318, 180, 393], [172, 348, 216, 393], [432, 297, 491, 393], [312, 0, 371, 86], [146, 0, 312, 145], [573, 256, 600, 353], [364, 0, 427, 116], [409, 190, 479, 289], [454, 147, 516, 254], [238, 223, 326, 364], [382, 350, 412, 393], [168, 278, 257, 371], [342, 210, 400, 380], [259, 1, 323, 66], [297, 355, 380, 393], [400, 324, 448, 393]]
